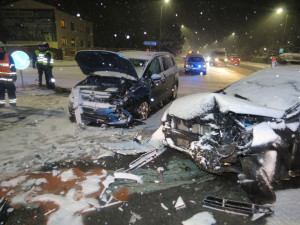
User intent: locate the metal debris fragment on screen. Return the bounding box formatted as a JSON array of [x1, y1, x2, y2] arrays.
[[114, 172, 143, 184], [126, 148, 166, 171], [203, 196, 274, 221]]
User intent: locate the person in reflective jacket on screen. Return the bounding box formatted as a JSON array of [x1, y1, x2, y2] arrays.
[[0, 41, 17, 107], [32, 42, 55, 89]]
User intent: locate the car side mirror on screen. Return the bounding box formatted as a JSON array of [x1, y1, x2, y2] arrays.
[[151, 74, 161, 80]]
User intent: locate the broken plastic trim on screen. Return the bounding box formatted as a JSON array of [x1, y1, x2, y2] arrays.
[[203, 196, 273, 221]]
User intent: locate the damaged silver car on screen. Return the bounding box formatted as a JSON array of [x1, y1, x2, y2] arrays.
[[162, 65, 300, 203], [69, 50, 179, 125]]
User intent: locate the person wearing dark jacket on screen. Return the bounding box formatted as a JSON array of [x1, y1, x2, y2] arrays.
[[32, 42, 55, 89], [0, 41, 17, 107]]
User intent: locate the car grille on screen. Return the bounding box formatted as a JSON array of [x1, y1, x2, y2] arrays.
[[82, 107, 109, 122], [173, 118, 211, 135]]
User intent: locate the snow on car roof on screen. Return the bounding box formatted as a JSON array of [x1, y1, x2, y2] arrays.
[[224, 65, 300, 111], [167, 93, 285, 120], [119, 50, 171, 61]]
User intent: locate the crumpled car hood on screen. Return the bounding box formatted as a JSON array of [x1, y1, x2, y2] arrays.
[[166, 93, 285, 120], [75, 50, 138, 80]]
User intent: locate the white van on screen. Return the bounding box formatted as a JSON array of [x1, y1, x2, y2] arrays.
[[210, 48, 228, 67]]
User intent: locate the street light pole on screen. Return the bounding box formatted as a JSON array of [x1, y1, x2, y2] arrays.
[[159, 0, 169, 51]]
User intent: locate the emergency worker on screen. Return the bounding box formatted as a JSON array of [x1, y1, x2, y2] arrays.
[[0, 41, 17, 107], [33, 42, 55, 89]]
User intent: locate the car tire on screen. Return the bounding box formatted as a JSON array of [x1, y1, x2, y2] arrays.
[[203, 71, 207, 75], [135, 101, 150, 120], [170, 83, 178, 100]]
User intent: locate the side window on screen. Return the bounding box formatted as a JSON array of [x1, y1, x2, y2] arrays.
[[161, 55, 174, 71], [147, 58, 161, 77]]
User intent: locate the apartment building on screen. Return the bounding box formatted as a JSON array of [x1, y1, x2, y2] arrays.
[[1, 0, 93, 56]]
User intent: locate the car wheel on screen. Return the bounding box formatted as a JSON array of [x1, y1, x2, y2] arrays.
[[170, 83, 178, 100], [203, 71, 207, 75], [135, 101, 150, 120]]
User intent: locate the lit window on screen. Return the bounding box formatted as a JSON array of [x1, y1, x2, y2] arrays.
[[61, 19, 65, 28], [62, 37, 66, 45], [71, 38, 75, 46]]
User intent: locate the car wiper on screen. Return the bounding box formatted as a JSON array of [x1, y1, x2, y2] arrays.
[[234, 94, 248, 101]]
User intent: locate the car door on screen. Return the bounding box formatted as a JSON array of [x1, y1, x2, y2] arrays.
[[161, 54, 177, 99], [145, 57, 165, 107]]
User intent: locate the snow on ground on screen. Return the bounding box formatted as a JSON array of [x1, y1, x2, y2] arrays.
[[181, 211, 216, 225]]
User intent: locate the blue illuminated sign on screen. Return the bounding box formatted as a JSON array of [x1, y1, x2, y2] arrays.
[[11, 51, 30, 70]]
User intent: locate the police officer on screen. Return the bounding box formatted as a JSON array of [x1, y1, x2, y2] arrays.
[[0, 41, 17, 107], [33, 42, 55, 89]]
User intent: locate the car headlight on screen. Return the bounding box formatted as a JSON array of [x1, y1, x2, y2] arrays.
[[225, 58, 228, 62], [215, 58, 219, 62]]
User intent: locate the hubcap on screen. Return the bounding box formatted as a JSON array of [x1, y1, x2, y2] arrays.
[[137, 102, 149, 120]]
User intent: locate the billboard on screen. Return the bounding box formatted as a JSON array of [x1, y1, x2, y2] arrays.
[[1, 9, 57, 42]]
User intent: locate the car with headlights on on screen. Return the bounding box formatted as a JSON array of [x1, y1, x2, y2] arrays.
[[69, 50, 179, 125], [162, 65, 300, 203], [184, 53, 207, 75]]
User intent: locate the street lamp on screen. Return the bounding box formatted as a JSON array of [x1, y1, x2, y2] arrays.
[[159, 0, 169, 50], [276, 7, 288, 46]]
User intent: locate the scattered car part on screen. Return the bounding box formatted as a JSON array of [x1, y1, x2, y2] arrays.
[[174, 196, 186, 210], [203, 196, 273, 221]]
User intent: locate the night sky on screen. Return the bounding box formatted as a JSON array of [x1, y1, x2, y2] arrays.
[[1, 0, 300, 56]]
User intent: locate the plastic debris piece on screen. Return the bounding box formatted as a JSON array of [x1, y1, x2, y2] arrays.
[[161, 203, 169, 211], [174, 196, 186, 210], [114, 172, 143, 184], [203, 196, 274, 221]]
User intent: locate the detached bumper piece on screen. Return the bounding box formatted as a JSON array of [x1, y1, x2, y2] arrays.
[[203, 196, 273, 221]]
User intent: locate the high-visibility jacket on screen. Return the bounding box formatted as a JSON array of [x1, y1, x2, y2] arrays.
[[0, 53, 17, 82], [35, 50, 45, 65], [43, 50, 54, 67]]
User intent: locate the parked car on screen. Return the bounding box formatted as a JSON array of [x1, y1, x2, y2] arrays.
[[229, 54, 241, 65], [184, 53, 207, 75], [68, 50, 179, 125], [162, 65, 300, 203]]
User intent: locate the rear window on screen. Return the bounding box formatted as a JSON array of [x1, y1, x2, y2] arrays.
[[188, 57, 205, 63]]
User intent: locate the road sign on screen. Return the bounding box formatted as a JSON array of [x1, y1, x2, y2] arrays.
[[143, 41, 157, 46], [279, 48, 284, 54], [11, 51, 30, 70]]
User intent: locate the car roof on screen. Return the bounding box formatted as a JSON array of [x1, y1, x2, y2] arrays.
[[224, 65, 300, 111], [119, 50, 172, 61], [186, 53, 203, 58]]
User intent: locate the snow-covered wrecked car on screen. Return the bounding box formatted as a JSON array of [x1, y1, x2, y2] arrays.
[[162, 65, 300, 203], [69, 50, 179, 125]]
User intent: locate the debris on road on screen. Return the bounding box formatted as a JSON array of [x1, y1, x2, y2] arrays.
[[174, 196, 186, 210], [203, 196, 274, 221]]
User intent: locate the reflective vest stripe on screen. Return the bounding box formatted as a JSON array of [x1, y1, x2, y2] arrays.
[[9, 99, 17, 103], [43, 50, 54, 66], [35, 50, 45, 64], [0, 77, 13, 81], [0, 54, 11, 74], [0, 72, 17, 75]]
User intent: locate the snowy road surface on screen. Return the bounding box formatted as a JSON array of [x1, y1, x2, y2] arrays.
[[1, 62, 299, 225]]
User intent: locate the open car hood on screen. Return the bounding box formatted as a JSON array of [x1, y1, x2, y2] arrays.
[[75, 50, 138, 80]]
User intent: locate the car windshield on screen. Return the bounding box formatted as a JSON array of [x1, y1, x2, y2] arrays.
[[188, 57, 205, 63], [215, 52, 225, 56], [129, 58, 148, 78]]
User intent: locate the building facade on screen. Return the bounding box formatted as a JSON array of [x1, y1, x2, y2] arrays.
[[1, 0, 93, 56]]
